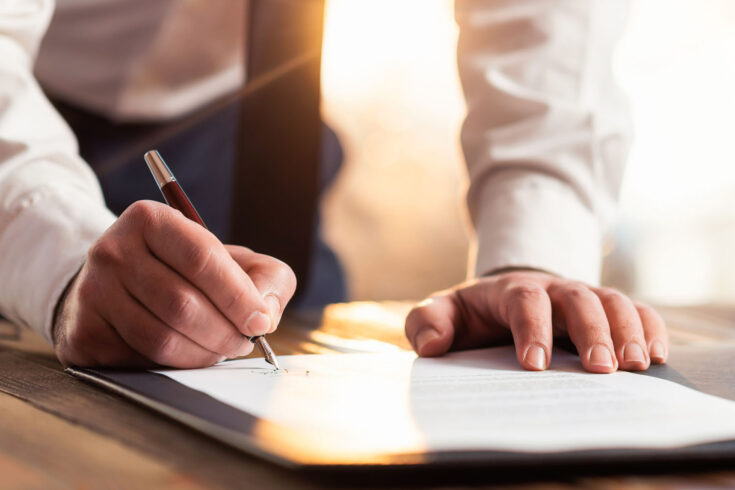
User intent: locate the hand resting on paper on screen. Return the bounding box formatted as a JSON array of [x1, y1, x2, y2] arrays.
[[52, 201, 297, 368], [405, 270, 668, 374]]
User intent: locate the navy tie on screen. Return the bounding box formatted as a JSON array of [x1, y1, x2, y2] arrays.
[[232, 0, 326, 299]]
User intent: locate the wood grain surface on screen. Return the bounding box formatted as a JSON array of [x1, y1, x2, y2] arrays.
[[1, 303, 734, 489]]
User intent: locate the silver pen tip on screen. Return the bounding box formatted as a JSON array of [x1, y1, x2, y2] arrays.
[[253, 337, 280, 371], [267, 355, 281, 371]]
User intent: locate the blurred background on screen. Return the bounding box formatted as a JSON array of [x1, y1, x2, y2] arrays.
[[320, 0, 735, 306]]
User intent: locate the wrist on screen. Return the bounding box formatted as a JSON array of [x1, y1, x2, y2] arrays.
[[52, 267, 82, 347]]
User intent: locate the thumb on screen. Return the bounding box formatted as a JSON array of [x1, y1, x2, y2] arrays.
[[405, 294, 458, 357]]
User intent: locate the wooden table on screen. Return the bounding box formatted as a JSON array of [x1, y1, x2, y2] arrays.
[[2, 301, 735, 489]]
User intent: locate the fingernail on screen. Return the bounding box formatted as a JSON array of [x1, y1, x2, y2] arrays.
[[650, 340, 666, 362], [623, 342, 646, 364], [588, 344, 614, 370], [523, 344, 547, 370], [415, 327, 440, 354], [264, 295, 280, 318], [264, 295, 281, 332], [245, 311, 271, 336]]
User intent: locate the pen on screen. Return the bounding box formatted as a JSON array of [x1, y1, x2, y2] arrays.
[[144, 149, 280, 370]]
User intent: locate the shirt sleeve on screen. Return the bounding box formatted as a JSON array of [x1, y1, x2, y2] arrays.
[[455, 0, 632, 285], [0, 0, 116, 343]]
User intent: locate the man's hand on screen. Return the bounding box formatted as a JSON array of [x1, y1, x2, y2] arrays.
[[405, 270, 667, 373], [53, 200, 297, 368]]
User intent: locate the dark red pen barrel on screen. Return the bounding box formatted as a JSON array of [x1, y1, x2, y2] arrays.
[[160, 181, 207, 229]]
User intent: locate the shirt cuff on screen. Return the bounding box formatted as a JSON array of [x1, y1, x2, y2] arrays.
[[0, 187, 116, 344], [470, 170, 602, 285]]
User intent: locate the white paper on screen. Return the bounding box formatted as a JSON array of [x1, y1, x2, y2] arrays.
[[156, 346, 735, 455]]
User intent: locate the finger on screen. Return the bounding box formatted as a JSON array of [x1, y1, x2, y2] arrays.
[[595, 288, 649, 371], [89, 221, 253, 359], [226, 245, 297, 333], [406, 281, 516, 356], [635, 302, 668, 364], [405, 294, 458, 357], [99, 281, 225, 368], [58, 270, 152, 368], [56, 307, 149, 368], [498, 282, 552, 371], [123, 201, 271, 337], [119, 249, 253, 359], [548, 282, 617, 373]]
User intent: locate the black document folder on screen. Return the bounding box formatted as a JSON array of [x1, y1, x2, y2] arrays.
[[68, 344, 735, 472]]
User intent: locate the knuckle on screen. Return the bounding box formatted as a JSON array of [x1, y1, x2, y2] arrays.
[[405, 304, 433, 334], [249, 256, 298, 300], [185, 242, 216, 278], [224, 287, 248, 320], [126, 200, 160, 224], [165, 291, 199, 326], [88, 238, 122, 266], [506, 283, 545, 303], [273, 259, 297, 296], [153, 332, 181, 364], [76, 275, 98, 303], [493, 275, 514, 291], [123, 201, 164, 234], [60, 316, 103, 366], [563, 282, 594, 300], [64, 322, 94, 352], [598, 288, 628, 305]]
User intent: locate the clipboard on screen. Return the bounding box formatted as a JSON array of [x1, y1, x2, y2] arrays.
[[67, 343, 735, 472]]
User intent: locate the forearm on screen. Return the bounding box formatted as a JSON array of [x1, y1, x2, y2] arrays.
[[0, 0, 115, 342], [456, 0, 632, 284]]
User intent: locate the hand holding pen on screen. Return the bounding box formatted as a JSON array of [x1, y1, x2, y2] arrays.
[[52, 151, 294, 369], [144, 150, 282, 369]]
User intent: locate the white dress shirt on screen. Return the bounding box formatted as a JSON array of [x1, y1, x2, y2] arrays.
[[0, 0, 629, 343]]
